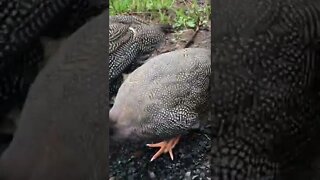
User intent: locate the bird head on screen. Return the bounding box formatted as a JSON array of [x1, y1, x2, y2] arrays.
[[109, 101, 199, 143], [109, 104, 137, 141]]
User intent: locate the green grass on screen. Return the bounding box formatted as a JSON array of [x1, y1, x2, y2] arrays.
[[110, 0, 211, 30]]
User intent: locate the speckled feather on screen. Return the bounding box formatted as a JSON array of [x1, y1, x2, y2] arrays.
[[110, 15, 148, 25], [212, 0, 320, 179], [0, 0, 105, 60], [110, 48, 210, 142], [109, 23, 132, 54], [109, 15, 168, 98]]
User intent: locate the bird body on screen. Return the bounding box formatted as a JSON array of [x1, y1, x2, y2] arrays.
[[109, 15, 170, 98], [110, 48, 210, 160]]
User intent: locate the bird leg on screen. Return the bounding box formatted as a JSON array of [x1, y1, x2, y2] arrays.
[[146, 135, 181, 162]]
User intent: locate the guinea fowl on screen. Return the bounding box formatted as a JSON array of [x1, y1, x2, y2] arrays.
[[109, 48, 210, 161], [109, 15, 171, 99]]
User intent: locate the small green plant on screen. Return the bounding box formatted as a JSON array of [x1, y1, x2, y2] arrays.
[[110, 0, 211, 30], [173, 0, 211, 30], [110, 0, 174, 16], [110, 0, 132, 15]]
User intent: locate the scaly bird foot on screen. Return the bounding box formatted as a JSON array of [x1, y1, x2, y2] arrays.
[[146, 135, 181, 162]]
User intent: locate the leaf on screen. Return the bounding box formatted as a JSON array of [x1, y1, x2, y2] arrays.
[[186, 20, 196, 28]]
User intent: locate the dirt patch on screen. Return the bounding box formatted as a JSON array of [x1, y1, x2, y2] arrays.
[[153, 28, 211, 55]]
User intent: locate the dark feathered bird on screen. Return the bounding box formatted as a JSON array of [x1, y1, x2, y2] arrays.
[[109, 15, 172, 99], [211, 0, 320, 179], [110, 48, 210, 161]]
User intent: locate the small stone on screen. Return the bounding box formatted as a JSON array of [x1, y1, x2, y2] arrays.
[[148, 171, 156, 179], [185, 171, 192, 180], [192, 175, 199, 180]]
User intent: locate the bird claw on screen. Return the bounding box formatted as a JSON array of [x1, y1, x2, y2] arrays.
[[146, 136, 181, 162]]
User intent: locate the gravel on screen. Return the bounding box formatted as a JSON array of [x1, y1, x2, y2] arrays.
[[109, 121, 213, 179]]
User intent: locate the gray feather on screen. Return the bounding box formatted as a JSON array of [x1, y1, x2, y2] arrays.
[[211, 0, 320, 179], [110, 48, 210, 141]]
